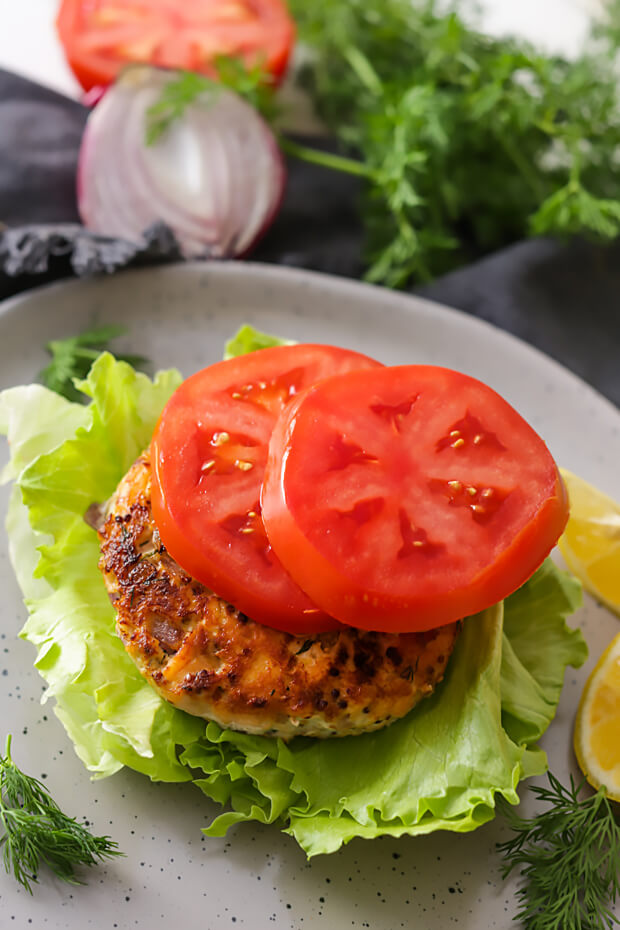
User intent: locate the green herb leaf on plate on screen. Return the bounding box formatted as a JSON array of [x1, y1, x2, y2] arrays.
[[40, 325, 148, 403]]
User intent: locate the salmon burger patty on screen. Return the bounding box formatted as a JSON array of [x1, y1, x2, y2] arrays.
[[97, 452, 461, 740]]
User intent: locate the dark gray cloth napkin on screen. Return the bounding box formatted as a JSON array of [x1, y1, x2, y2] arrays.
[[1, 68, 618, 406]]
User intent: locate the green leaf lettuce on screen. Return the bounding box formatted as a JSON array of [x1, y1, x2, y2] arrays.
[[0, 330, 587, 856]]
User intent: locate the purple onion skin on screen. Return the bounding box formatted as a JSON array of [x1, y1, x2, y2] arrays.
[[81, 85, 108, 108]]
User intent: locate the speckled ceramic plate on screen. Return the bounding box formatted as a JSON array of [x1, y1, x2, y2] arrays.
[[0, 262, 618, 930]]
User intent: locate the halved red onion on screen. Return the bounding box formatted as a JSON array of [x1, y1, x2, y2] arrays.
[[77, 66, 285, 258]]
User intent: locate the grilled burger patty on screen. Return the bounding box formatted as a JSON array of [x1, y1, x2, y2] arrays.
[[97, 452, 461, 740]]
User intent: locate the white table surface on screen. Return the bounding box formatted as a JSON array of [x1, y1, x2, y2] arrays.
[[0, 0, 606, 101]]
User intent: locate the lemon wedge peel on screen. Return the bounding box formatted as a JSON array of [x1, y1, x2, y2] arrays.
[[558, 468, 620, 619], [574, 632, 620, 803]]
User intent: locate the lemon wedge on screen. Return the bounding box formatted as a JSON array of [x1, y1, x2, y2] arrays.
[[574, 632, 620, 802], [558, 468, 620, 618]]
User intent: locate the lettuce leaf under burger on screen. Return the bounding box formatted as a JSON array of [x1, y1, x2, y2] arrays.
[[0, 330, 587, 856]]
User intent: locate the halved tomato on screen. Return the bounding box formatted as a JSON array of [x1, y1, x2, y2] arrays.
[[261, 365, 569, 632], [151, 344, 382, 633], [56, 0, 295, 91]]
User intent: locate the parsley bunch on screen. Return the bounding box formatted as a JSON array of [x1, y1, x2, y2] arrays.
[[144, 1, 620, 286], [286, 0, 620, 285]]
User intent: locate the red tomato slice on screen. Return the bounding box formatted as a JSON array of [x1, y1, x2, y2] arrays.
[[151, 344, 382, 633], [56, 0, 295, 91], [261, 365, 569, 632]]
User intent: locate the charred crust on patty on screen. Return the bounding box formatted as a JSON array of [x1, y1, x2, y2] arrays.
[[97, 452, 461, 740]]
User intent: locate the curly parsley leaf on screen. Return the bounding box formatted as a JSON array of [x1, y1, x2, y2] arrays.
[[40, 325, 148, 403], [145, 59, 279, 146]]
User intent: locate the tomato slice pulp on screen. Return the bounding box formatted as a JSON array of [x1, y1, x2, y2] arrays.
[[261, 365, 569, 632], [151, 344, 382, 633], [57, 0, 295, 91]]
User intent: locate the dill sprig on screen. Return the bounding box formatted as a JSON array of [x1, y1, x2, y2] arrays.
[[40, 324, 147, 402], [497, 772, 620, 930], [0, 735, 122, 893]]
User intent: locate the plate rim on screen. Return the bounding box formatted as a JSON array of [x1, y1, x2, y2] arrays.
[[0, 257, 618, 928], [1, 259, 618, 422]]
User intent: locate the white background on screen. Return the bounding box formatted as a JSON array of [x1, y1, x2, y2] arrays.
[[0, 0, 608, 100]]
